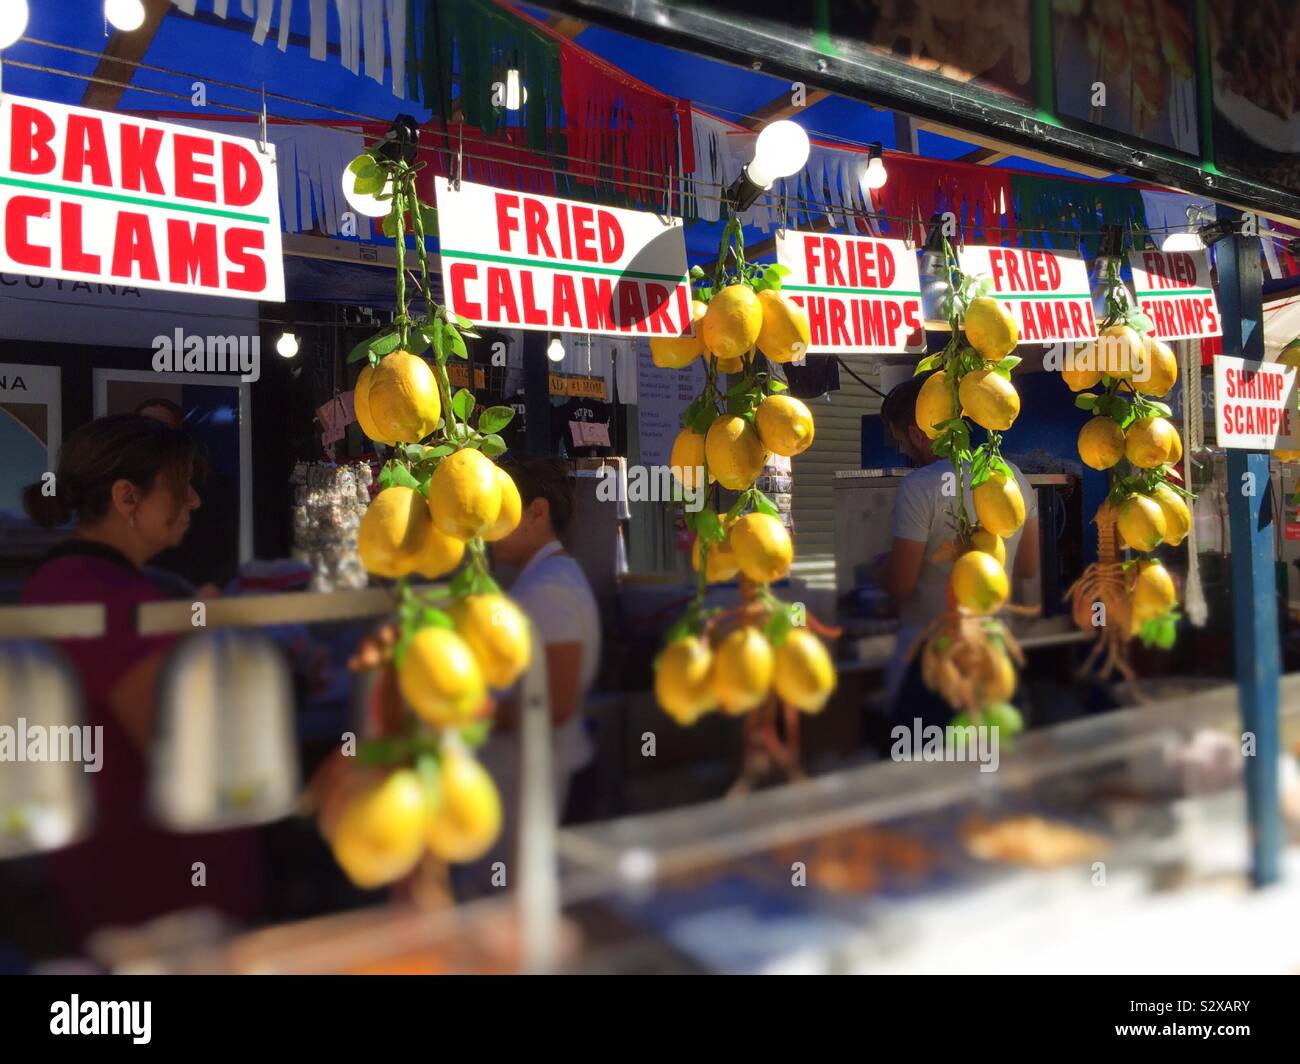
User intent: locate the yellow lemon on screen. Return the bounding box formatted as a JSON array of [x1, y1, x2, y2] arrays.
[[449, 593, 532, 690], [1077, 416, 1126, 470], [970, 528, 1005, 567], [1150, 483, 1191, 547], [692, 531, 739, 583], [1131, 559, 1176, 625], [949, 550, 1009, 615], [650, 299, 709, 369], [959, 367, 1021, 431], [655, 636, 718, 725], [916, 369, 958, 440], [353, 364, 394, 445], [701, 284, 763, 361], [482, 467, 522, 543], [773, 628, 836, 713], [414, 521, 466, 580], [1281, 337, 1300, 367], [756, 289, 811, 364], [987, 651, 1018, 704], [425, 747, 502, 864], [357, 486, 432, 579], [712, 626, 774, 715], [398, 626, 487, 727], [1167, 428, 1183, 466], [755, 394, 815, 457], [705, 415, 768, 491], [963, 296, 1018, 360], [429, 447, 503, 540], [331, 769, 429, 889], [1062, 344, 1103, 391], [1132, 334, 1178, 396], [1125, 415, 1176, 469], [714, 353, 746, 374], [366, 351, 442, 444], [729, 511, 793, 584], [1275, 449, 1300, 463], [972, 471, 1026, 537], [1096, 324, 1142, 379], [670, 428, 710, 492], [1116, 494, 1167, 553]]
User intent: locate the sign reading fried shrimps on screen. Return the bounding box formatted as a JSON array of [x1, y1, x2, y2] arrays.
[[0, 94, 283, 301], [434, 178, 690, 337], [1128, 248, 1221, 341]]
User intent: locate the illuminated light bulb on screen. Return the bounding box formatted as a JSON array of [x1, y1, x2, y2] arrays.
[[276, 332, 299, 358], [746, 120, 811, 189], [105, 0, 146, 32], [0, 0, 29, 49], [860, 143, 887, 191], [503, 69, 528, 111], [340, 164, 394, 218], [1161, 230, 1200, 252], [547, 338, 565, 363]]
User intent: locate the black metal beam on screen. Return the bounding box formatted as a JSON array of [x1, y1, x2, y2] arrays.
[[535, 0, 1300, 224]]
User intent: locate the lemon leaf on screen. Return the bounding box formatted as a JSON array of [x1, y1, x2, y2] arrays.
[[443, 323, 468, 360], [765, 607, 794, 646], [767, 378, 789, 393], [480, 433, 506, 457], [1075, 393, 1097, 410], [458, 721, 491, 749], [451, 389, 475, 421], [478, 406, 515, 434], [751, 491, 780, 518]]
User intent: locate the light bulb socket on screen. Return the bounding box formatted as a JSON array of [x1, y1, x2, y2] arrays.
[[374, 115, 420, 167], [725, 169, 767, 213], [922, 213, 947, 254], [1197, 219, 1238, 247]]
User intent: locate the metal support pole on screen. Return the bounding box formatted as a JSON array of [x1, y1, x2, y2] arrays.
[[517, 628, 559, 972], [523, 331, 553, 455], [1217, 208, 1282, 887]]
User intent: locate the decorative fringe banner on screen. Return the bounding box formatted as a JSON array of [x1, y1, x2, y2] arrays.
[[167, 0, 408, 94], [873, 153, 1012, 247], [1009, 174, 1146, 258]]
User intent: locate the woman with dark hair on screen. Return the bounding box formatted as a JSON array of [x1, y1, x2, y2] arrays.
[[22, 415, 263, 951]]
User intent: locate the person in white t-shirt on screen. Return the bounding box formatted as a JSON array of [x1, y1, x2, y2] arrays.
[[454, 455, 600, 896], [877, 373, 1040, 725]]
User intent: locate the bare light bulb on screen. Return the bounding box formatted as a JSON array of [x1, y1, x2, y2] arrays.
[[0, 0, 29, 49], [276, 332, 299, 358], [504, 69, 528, 111], [861, 154, 888, 191], [547, 338, 565, 363], [105, 0, 146, 32], [746, 120, 811, 189], [341, 164, 394, 218], [1161, 230, 1200, 252]]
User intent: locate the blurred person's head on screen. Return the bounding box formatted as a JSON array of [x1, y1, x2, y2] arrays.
[[23, 415, 202, 566], [881, 374, 939, 467], [489, 454, 574, 568], [134, 397, 185, 429]]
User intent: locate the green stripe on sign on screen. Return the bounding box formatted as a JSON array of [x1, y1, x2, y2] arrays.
[[0, 175, 270, 224], [991, 292, 1092, 299], [441, 248, 686, 283], [782, 283, 922, 296], [1134, 289, 1213, 296]]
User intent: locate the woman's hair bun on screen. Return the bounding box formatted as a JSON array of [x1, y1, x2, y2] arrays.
[[22, 480, 74, 529]]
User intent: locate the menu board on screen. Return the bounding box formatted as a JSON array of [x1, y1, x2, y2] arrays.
[[636, 340, 706, 470]]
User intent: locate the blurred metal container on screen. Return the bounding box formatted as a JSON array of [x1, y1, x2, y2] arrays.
[[150, 629, 300, 831], [0, 640, 93, 858]]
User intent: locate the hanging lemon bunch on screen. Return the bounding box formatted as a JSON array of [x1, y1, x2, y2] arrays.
[[325, 140, 528, 887], [911, 240, 1026, 735], [649, 218, 837, 753], [1063, 242, 1193, 682]]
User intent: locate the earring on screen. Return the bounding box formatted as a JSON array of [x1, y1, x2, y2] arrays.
[[129, 513, 137, 530]]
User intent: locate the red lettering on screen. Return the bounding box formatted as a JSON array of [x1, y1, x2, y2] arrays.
[[645, 284, 676, 334], [164, 219, 219, 286], [863, 299, 884, 345], [221, 141, 263, 207], [829, 300, 849, 346], [110, 212, 160, 281], [1045, 252, 1061, 290], [9, 104, 57, 175], [487, 267, 520, 322], [1028, 251, 1050, 291], [1053, 302, 1070, 338], [223, 228, 264, 292], [804, 295, 827, 346], [449, 262, 482, 319], [824, 239, 846, 288], [581, 276, 615, 331], [119, 125, 166, 195], [597, 210, 623, 263], [884, 300, 903, 342], [556, 203, 572, 259], [495, 193, 521, 253], [4, 196, 51, 268], [988, 249, 1007, 289], [518, 272, 548, 326], [524, 199, 556, 259], [803, 238, 823, 286], [553, 274, 581, 328], [1003, 252, 1026, 292], [62, 115, 112, 187], [60, 203, 100, 274], [877, 243, 895, 289], [1018, 302, 1039, 341], [571, 206, 597, 262], [1067, 302, 1087, 338], [173, 134, 217, 203], [617, 280, 648, 333]]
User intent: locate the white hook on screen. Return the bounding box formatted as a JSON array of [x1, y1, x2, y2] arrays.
[[257, 83, 269, 154], [455, 122, 464, 191]]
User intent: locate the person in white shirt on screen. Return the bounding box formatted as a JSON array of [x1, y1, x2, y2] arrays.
[[455, 455, 600, 896], [877, 374, 1040, 725]]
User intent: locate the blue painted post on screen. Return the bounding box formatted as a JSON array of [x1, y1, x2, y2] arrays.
[[1217, 208, 1282, 887]]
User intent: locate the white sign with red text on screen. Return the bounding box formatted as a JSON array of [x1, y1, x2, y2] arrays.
[[775, 231, 923, 353], [1213, 355, 1300, 449], [435, 178, 690, 338], [958, 245, 1096, 343], [0, 94, 283, 301], [1129, 248, 1221, 341]]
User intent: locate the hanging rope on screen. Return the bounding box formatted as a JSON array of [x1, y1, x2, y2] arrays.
[[1183, 338, 1208, 626]]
